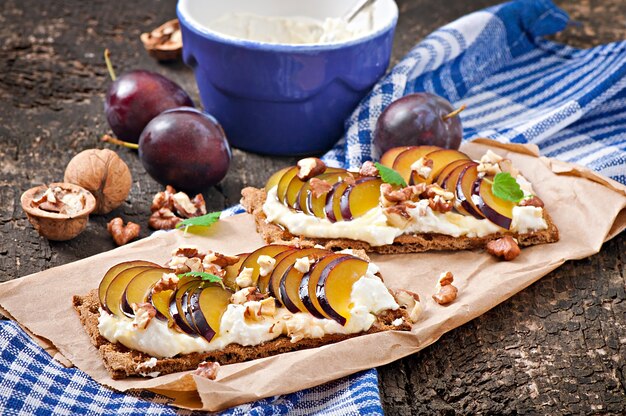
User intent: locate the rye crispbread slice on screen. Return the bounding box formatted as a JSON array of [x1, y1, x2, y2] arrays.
[[73, 290, 410, 380], [240, 187, 559, 254]]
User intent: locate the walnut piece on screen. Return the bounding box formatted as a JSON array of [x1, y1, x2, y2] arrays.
[[140, 19, 182, 62], [486, 236, 521, 261], [428, 195, 454, 213], [63, 149, 132, 215], [393, 289, 422, 323], [149, 186, 207, 229], [309, 178, 333, 198], [152, 273, 179, 294], [149, 208, 181, 230], [131, 302, 157, 329], [432, 271, 458, 305], [151, 186, 176, 212], [205, 251, 240, 268], [172, 246, 202, 259], [107, 217, 140, 246], [359, 161, 380, 177], [519, 195, 544, 208], [410, 157, 433, 179], [194, 361, 220, 380], [380, 183, 426, 204], [297, 157, 326, 180]]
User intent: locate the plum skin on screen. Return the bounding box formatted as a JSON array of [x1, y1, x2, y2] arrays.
[[105, 70, 194, 143], [138, 108, 231, 192], [373, 92, 462, 156]]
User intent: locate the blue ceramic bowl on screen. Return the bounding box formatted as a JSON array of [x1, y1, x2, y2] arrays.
[[177, 0, 398, 156]]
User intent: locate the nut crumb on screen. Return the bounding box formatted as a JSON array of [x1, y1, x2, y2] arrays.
[[194, 361, 219, 380], [309, 178, 333, 198], [149, 208, 181, 230], [519, 195, 544, 208], [432, 272, 458, 305], [393, 289, 422, 322], [236, 267, 255, 288], [359, 161, 379, 177], [486, 236, 521, 261], [107, 217, 140, 246], [297, 157, 326, 180], [153, 273, 178, 294], [131, 303, 157, 329]]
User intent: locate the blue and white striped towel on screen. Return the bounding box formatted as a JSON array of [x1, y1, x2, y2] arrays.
[[2, 0, 625, 414]]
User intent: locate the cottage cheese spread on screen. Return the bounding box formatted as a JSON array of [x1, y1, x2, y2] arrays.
[[98, 263, 398, 358], [262, 182, 547, 247], [208, 12, 374, 45]]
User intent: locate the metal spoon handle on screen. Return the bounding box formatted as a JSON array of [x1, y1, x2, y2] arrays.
[[344, 0, 376, 23]]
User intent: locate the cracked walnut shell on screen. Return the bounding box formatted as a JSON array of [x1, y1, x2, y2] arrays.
[[64, 149, 132, 214]]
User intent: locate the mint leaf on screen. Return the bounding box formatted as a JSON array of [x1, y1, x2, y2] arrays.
[[177, 271, 225, 288], [175, 211, 221, 229], [491, 172, 524, 202], [374, 162, 407, 187]]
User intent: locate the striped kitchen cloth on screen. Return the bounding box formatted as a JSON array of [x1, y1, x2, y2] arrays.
[[2, 0, 624, 415], [325, 0, 626, 184]]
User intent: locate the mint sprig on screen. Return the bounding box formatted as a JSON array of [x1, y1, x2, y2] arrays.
[[374, 162, 407, 187], [177, 271, 225, 288], [175, 211, 221, 230], [491, 172, 524, 202]]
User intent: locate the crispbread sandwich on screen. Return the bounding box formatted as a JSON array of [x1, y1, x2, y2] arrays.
[[73, 245, 414, 379], [241, 146, 558, 255]]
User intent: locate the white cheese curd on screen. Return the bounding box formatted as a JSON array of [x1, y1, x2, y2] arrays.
[[208, 12, 374, 45], [98, 264, 399, 358], [262, 186, 548, 246]]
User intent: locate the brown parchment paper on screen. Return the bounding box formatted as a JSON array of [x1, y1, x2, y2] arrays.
[[0, 140, 624, 412]]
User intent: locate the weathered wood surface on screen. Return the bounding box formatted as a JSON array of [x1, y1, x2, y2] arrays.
[[0, 0, 624, 414]]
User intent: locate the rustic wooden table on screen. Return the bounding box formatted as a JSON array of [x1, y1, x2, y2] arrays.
[[1, 0, 624, 414]]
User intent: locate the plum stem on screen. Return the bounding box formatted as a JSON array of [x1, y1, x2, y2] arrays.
[[104, 49, 117, 81], [442, 104, 466, 121], [102, 134, 139, 150]]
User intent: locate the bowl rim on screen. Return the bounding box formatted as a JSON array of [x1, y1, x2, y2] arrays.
[[176, 0, 399, 52]]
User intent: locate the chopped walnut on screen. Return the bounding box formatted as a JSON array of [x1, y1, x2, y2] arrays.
[[477, 150, 505, 175], [486, 236, 521, 261], [172, 192, 202, 218], [230, 287, 267, 304], [203, 263, 226, 278], [380, 183, 426, 205], [309, 178, 333, 198], [150, 185, 176, 212], [149, 186, 207, 228], [172, 246, 202, 259], [297, 157, 326, 180], [205, 251, 240, 268], [428, 195, 454, 213], [359, 161, 379, 177], [152, 273, 178, 294], [132, 302, 157, 329], [149, 208, 181, 230], [244, 302, 263, 321], [421, 184, 455, 201], [410, 157, 434, 179], [393, 289, 422, 323], [432, 271, 458, 305], [32, 186, 87, 215], [519, 195, 544, 208], [192, 194, 207, 215], [342, 175, 356, 186], [194, 361, 220, 380], [107, 217, 140, 246], [236, 267, 255, 288], [383, 202, 417, 228]]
